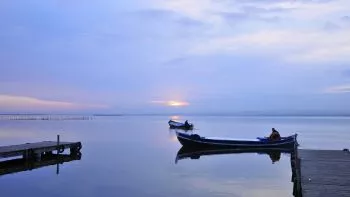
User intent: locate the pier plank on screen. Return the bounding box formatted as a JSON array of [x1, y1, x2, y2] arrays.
[[299, 149, 350, 197]]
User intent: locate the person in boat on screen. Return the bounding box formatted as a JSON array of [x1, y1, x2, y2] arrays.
[[184, 120, 190, 127], [269, 128, 281, 141]]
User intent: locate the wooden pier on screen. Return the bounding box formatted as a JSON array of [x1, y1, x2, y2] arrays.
[[298, 149, 350, 197], [0, 141, 82, 161]]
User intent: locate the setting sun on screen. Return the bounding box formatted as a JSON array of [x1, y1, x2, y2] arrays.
[[167, 101, 189, 107]]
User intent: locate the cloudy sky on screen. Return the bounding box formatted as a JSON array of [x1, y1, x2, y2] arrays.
[[1, 0, 350, 114]]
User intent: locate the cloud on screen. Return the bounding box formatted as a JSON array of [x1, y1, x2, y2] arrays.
[[0, 95, 108, 111], [1, 0, 350, 114], [150, 0, 287, 29], [149, 0, 350, 64], [189, 29, 350, 63], [268, 0, 349, 20], [219, 11, 281, 24], [151, 0, 238, 28], [324, 85, 350, 93], [342, 16, 350, 22], [152, 0, 348, 24], [135, 9, 203, 27], [324, 21, 341, 31], [343, 70, 350, 77]]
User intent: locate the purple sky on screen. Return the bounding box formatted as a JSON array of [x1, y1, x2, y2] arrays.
[[1, 0, 350, 114]]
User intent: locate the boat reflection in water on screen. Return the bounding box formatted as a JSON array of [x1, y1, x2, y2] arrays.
[[0, 152, 81, 177], [175, 146, 302, 197], [175, 146, 290, 164]]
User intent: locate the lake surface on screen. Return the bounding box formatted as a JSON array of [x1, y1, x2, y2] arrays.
[[0, 116, 349, 197]]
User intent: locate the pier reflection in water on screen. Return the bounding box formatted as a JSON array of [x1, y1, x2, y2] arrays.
[[175, 146, 302, 197], [0, 152, 81, 177]]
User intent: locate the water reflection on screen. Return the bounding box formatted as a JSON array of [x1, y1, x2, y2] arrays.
[[175, 146, 302, 197], [175, 146, 292, 164], [0, 153, 81, 177]]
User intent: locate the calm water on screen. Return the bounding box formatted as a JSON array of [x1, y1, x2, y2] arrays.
[[0, 116, 349, 197]]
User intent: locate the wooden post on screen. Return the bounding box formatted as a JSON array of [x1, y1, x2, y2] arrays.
[[56, 134, 60, 175], [56, 163, 60, 175], [23, 149, 29, 160], [35, 152, 41, 161], [56, 134, 60, 155]]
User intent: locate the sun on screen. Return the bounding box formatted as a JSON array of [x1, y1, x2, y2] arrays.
[[167, 101, 189, 107]]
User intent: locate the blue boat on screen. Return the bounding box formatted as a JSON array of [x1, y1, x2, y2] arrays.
[[176, 131, 297, 149], [168, 120, 194, 130]]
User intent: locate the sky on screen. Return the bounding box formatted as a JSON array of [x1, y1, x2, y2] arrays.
[[1, 0, 350, 114]]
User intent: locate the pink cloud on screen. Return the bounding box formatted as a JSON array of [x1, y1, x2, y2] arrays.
[[0, 94, 108, 111]]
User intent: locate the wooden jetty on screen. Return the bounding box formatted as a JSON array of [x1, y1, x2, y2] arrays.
[[298, 149, 350, 197], [0, 153, 81, 177], [0, 140, 82, 161]]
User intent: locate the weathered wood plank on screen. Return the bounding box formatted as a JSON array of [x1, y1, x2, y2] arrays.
[[299, 149, 350, 197], [0, 142, 75, 152], [299, 149, 350, 162]]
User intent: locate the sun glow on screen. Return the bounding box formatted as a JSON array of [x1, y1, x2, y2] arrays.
[[167, 101, 189, 107], [151, 100, 189, 107], [170, 115, 181, 120]]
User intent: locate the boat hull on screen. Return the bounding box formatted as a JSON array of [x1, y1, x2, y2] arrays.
[[176, 132, 297, 149]]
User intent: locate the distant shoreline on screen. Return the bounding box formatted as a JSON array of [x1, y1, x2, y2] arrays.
[[1, 113, 350, 117], [0, 114, 92, 120]]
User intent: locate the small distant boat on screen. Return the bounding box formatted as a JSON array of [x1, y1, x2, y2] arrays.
[[176, 131, 297, 149], [168, 120, 194, 130]]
